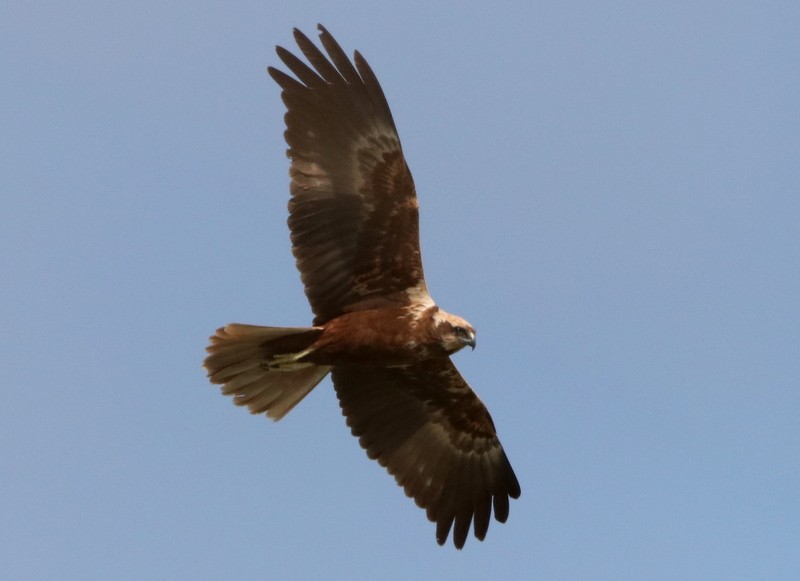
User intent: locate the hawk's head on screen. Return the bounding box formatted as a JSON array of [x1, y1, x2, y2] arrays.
[[433, 310, 476, 354]]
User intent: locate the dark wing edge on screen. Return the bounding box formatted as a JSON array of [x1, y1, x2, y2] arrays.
[[332, 360, 521, 549], [268, 25, 426, 325]]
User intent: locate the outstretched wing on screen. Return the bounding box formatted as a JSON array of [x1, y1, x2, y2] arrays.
[[332, 359, 521, 549], [268, 25, 426, 325]]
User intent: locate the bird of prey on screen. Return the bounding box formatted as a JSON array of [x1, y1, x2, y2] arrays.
[[204, 24, 520, 549]]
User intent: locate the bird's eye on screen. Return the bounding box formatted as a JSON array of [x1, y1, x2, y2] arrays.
[[454, 326, 466, 337]]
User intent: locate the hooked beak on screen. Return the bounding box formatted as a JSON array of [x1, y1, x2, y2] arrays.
[[464, 334, 476, 351]]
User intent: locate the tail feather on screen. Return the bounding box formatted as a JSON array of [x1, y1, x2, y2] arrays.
[[204, 323, 330, 421]]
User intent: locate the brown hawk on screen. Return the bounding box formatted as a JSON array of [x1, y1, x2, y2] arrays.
[[204, 25, 520, 548]]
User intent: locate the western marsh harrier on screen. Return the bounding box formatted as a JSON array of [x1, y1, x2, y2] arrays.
[[204, 25, 520, 548]]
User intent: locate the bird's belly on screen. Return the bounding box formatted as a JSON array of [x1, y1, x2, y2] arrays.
[[304, 309, 441, 366]]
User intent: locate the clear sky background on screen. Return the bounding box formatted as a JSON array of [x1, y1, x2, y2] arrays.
[[2, 1, 799, 579]]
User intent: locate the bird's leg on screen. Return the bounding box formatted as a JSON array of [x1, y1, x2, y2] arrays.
[[261, 348, 316, 371]]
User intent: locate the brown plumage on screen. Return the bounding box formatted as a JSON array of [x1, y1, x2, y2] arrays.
[[204, 24, 519, 549]]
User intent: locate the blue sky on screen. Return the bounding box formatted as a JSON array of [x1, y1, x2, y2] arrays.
[[2, 1, 799, 579]]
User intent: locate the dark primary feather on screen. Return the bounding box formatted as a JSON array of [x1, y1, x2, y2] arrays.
[[332, 360, 521, 549], [268, 25, 424, 325]]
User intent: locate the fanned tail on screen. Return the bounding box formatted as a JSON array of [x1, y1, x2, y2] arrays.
[[204, 323, 330, 421]]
